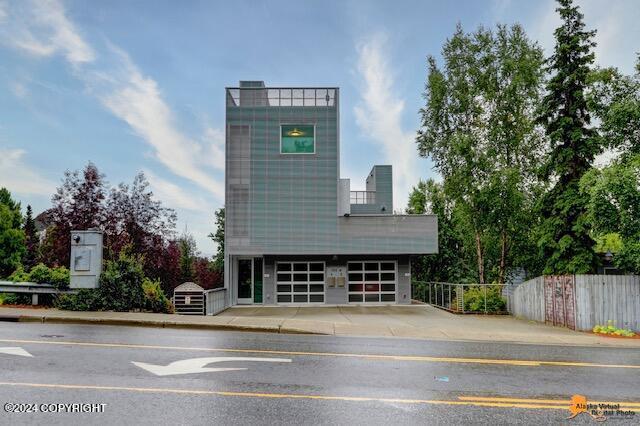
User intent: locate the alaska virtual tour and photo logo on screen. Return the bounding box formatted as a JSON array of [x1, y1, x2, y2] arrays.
[[568, 395, 637, 422]]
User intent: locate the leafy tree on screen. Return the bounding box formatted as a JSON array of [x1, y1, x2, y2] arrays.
[[587, 56, 640, 159], [581, 155, 640, 273], [178, 232, 197, 283], [41, 162, 107, 267], [407, 180, 473, 282], [0, 188, 25, 277], [208, 207, 225, 271], [194, 257, 223, 289], [40, 165, 177, 281], [156, 240, 181, 294], [535, 0, 601, 274], [104, 172, 177, 277], [416, 24, 545, 283], [23, 205, 38, 270]]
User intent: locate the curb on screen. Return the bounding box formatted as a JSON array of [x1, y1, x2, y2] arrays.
[[0, 314, 22, 322], [13, 314, 328, 336]]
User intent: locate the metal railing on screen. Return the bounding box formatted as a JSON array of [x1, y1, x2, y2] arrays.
[[350, 191, 376, 205], [205, 288, 228, 315], [226, 88, 337, 107], [411, 281, 508, 314], [0, 280, 76, 305]]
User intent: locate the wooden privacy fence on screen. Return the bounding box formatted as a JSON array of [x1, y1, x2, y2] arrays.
[[509, 274, 640, 331]]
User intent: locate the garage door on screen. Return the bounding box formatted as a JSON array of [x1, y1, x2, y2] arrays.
[[276, 262, 325, 304], [348, 261, 396, 303]]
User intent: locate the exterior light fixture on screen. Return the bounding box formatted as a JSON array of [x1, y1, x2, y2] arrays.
[[287, 128, 304, 137], [604, 250, 613, 262]]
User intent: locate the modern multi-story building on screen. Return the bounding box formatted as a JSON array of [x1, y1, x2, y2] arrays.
[[224, 81, 438, 306]]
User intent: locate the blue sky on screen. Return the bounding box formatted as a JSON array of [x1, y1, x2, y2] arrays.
[[1, 0, 639, 255]]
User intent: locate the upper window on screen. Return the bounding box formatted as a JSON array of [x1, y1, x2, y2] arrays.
[[281, 125, 315, 154]]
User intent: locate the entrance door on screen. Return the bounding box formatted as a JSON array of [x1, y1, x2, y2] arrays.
[[236, 258, 263, 305]]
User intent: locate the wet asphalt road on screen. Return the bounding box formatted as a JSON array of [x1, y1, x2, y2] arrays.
[[0, 322, 638, 425]]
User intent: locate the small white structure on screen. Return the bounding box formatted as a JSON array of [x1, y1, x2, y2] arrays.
[[70, 230, 103, 289], [173, 282, 205, 315]]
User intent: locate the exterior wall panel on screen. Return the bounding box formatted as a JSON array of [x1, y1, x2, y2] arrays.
[[226, 87, 437, 255]]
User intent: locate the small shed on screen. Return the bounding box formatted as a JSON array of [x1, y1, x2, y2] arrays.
[[173, 282, 205, 315]]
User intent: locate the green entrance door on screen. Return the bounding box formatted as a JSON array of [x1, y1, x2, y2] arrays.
[[236, 258, 263, 304]]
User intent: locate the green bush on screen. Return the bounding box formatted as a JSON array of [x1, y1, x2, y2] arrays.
[[28, 263, 52, 283], [56, 289, 102, 311], [142, 278, 173, 314], [6, 263, 70, 289], [97, 252, 145, 312], [7, 265, 30, 282], [593, 320, 636, 337], [463, 285, 506, 313], [56, 251, 171, 314], [49, 266, 70, 289], [0, 292, 32, 305]]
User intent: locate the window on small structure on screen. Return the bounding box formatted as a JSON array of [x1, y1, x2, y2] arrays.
[[281, 125, 315, 154]]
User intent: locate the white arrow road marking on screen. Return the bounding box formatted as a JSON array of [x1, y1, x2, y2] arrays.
[[132, 356, 292, 376], [0, 347, 33, 357]]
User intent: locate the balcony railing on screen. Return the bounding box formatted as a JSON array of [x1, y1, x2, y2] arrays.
[[350, 191, 376, 205]]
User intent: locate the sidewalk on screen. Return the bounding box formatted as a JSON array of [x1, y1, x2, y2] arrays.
[[1, 305, 639, 348]]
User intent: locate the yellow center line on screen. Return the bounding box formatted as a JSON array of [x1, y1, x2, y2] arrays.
[[457, 396, 640, 408], [0, 338, 639, 369], [0, 382, 572, 410]]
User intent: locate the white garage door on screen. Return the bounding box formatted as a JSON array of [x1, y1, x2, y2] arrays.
[[276, 262, 325, 304], [348, 261, 397, 303]]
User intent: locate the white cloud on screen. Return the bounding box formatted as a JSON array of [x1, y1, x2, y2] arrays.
[[353, 34, 422, 211], [1, 0, 94, 65], [145, 170, 209, 212], [202, 126, 225, 172], [1, 0, 225, 202], [96, 45, 224, 199], [0, 148, 56, 196]]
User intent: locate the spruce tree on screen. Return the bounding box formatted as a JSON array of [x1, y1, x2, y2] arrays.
[[536, 0, 601, 273], [23, 205, 38, 270]]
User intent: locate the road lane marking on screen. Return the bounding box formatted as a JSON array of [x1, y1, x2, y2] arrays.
[[0, 381, 597, 410], [0, 347, 33, 357], [0, 338, 639, 370], [458, 396, 640, 407], [132, 356, 292, 376]]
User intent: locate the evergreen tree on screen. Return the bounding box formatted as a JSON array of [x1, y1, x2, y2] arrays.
[[23, 205, 38, 270], [0, 188, 25, 277], [536, 0, 601, 273]]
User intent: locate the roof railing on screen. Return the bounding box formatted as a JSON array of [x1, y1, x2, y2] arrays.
[[350, 191, 376, 205], [226, 88, 337, 107]]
